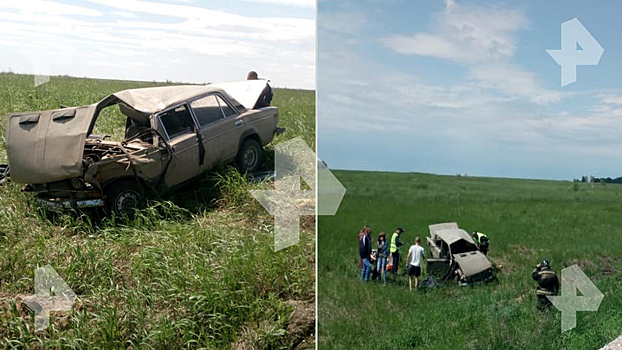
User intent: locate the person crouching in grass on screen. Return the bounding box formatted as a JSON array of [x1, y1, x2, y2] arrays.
[[407, 237, 425, 291]]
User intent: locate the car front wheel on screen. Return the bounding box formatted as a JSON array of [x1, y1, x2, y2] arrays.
[[105, 179, 145, 217], [236, 138, 262, 173]]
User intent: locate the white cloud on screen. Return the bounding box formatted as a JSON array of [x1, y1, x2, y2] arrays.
[[0, 0, 102, 17], [470, 64, 565, 104], [88, 0, 314, 40], [380, 1, 562, 105], [383, 34, 461, 61], [383, 1, 527, 64], [0, 0, 314, 89], [111, 11, 136, 19], [243, 0, 314, 7], [319, 12, 367, 35]]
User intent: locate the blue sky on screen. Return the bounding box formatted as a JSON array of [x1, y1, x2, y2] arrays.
[[318, 0, 622, 180], [0, 0, 314, 89]]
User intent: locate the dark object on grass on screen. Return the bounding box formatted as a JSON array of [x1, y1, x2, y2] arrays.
[[418, 276, 439, 290], [0, 164, 9, 185]]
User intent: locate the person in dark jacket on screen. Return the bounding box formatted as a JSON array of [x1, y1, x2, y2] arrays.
[[247, 71, 273, 109], [532, 259, 559, 310], [376, 232, 389, 285], [359, 228, 373, 281], [357, 225, 370, 268]]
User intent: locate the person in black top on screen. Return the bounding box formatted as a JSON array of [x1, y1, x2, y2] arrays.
[[247, 71, 273, 109], [359, 228, 372, 281], [532, 259, 559, 310]]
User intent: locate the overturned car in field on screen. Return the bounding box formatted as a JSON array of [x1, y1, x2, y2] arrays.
[[5, 80, 283, 215], [426, 222, 495, 285]]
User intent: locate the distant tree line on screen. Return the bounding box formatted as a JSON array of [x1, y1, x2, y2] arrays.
[[577, 175, 622, 184]]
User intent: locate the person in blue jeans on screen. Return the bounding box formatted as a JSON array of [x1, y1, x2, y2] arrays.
[[376, 232, 388, 285], [359, 228, 372, 281]]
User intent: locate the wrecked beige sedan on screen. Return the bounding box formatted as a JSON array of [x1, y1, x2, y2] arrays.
[[6, 80, 283, 215], [427, 222, 495, 285]]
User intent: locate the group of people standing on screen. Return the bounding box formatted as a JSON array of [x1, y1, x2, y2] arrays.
[[358, 226, 426, 291]]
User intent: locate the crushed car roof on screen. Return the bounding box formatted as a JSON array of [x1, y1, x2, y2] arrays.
[[429, 222, 459, 237], [111, 80, 269, 115], [433, 228, 476, 245], [112, 85, 230, 115]]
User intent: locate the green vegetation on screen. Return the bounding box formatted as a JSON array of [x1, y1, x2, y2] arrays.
[[0, 73, 315, 349], [319, 170, 622, 349]]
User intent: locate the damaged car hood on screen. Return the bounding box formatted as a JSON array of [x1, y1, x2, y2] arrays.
[[452, 251, 492, 277], [6, 105, 97, 184]]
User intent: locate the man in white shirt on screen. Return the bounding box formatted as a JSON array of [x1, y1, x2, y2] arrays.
[[406, 237, 425, 292]]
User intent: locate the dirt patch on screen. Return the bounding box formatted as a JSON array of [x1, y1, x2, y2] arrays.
[[232, 300, 314, 350], [567, 258, 596, 270], [286, 300, 315, 350], [508, 244, 535, 256], [514, 294, 525, 304], [492, 256, 517, 275]]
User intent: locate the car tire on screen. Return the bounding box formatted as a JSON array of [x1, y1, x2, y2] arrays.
[[104, 179, 145, 217], [236, 138, 262, 173]]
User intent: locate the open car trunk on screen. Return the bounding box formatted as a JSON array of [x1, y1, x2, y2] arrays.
[[6, 105, 97, 184]]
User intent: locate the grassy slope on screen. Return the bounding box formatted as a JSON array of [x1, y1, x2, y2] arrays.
[[0, 73, 315, 349], [318, 170, 622, 350]]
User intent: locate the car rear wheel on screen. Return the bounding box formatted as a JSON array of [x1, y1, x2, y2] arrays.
[[236, 138, 262, 173], [105, 179, 145, 217]]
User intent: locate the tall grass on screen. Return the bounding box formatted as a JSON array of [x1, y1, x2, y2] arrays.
[[319, 170, 622, 350], [0, 73, 315, 349]]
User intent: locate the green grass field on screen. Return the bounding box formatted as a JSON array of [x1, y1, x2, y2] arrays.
[[0, 72, 315, 349], [318, 170, 622, 349]]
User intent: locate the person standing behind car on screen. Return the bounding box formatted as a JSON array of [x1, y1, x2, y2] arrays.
[[390, 228, 404, 278], [406, 237, 425, 292], [376, 233, 388, 285], [247, 71, 273, 108], [359, 228, 373, 281], [357, 225, 370, 268], [472, 231, 489, 256]]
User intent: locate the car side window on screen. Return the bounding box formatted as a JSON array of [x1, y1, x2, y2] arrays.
[[216, 95, 237, 118], [191, 95, 225, 127], [158, 104, 195, 140]]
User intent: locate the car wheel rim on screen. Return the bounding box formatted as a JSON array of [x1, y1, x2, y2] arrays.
[[244, 147, 258, 170], [116, 191, 139, 213]]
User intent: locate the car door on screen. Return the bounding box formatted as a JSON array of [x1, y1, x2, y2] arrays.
[[189, 93, 245, 172], [155, 103, 202, 187]]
